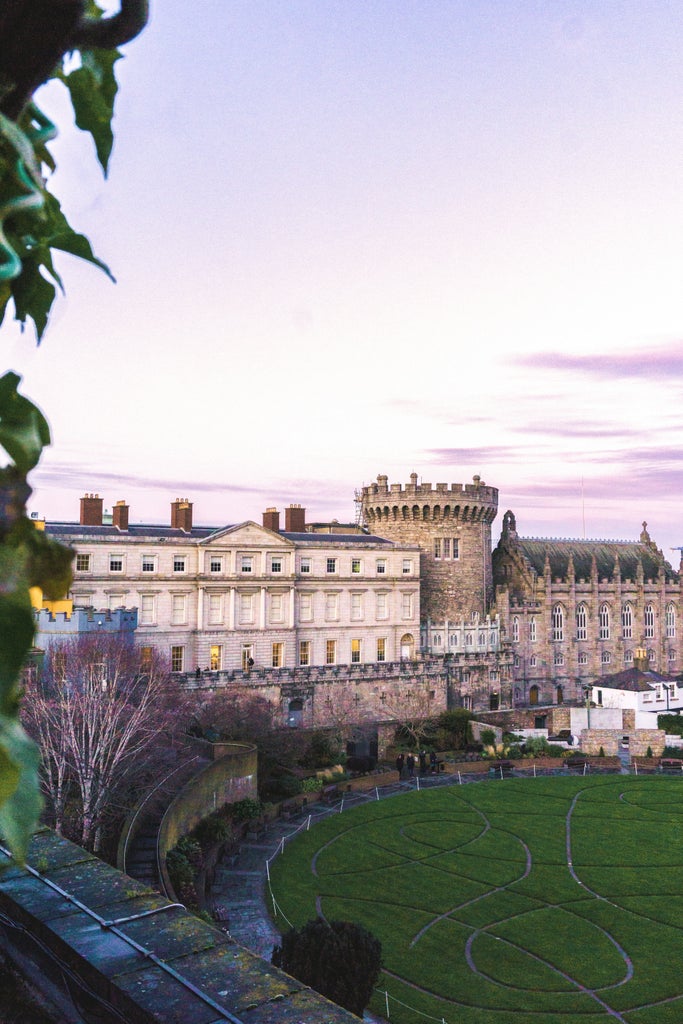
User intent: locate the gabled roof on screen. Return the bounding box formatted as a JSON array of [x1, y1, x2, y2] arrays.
[[592, 667, 677, 691], [515, 538, 676, 582]]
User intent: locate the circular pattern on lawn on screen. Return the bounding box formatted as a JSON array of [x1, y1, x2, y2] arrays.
[[269, 775, 683, 1023]]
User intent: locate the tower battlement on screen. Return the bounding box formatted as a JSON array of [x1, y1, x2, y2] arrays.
[[361, 473, 498, 525]]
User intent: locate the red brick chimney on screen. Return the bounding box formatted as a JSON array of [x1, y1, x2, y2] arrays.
[[263, 507, 280, 532], [80, 493, 103, 526], [285, 504, 306, 532], [171, 498, 193, 532], [112, 500, 129, 531]]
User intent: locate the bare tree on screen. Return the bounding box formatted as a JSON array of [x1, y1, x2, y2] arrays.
[[380, 682, 436, 748], [22, 634, 189, 852]]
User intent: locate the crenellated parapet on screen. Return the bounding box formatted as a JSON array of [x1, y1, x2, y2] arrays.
[[361, 472, 498, 526]]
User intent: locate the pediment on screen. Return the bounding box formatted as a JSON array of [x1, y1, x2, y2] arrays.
[[201, 521, 293, 548]]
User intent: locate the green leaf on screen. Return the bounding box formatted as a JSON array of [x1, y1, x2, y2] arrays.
[[63, 48, 121, 174], [8, 259, 56, 341], [0, 718, 43, 866], [0, 372, 51, 473]]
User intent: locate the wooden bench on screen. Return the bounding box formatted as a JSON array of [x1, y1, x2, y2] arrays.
[[659, 758, 683, 774]]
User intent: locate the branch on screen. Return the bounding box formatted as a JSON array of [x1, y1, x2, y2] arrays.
[[71, 0, 149, 49]]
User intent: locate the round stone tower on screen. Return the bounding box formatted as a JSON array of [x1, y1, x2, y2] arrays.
[[360, 472, 499, 621]]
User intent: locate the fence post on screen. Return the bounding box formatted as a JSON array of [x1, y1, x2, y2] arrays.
[[385, 991, 390, 1018], [416, 776, 420, 792], [306, 814, 311, 830], [458, 771, 462, 784], [533, 764, 536, 777], [376, 786, 380, 800], [266, 859, 270, 882]]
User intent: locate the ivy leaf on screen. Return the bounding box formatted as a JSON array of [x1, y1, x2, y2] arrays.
[[0, 372, 50, 474], [62, 48, 121, 175]]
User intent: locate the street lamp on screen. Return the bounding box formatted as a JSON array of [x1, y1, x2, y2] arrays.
[[583, 684, 592, 730]]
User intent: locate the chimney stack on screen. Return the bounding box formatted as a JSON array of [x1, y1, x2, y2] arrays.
[[171, 498, 193, 533], [112, 500, 129, 531], [80, 493, 103, 526], [263, 507, 280, 532], [285, 504, 306, 533]]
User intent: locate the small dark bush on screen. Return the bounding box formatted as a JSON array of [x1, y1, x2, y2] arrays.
[[166, 848, 196, 895], [229, 797, 263, 822], [194, 813, 234, 849], [263, 773, 303, 799], [175, 835, 203, 871], [480, 728, 496, 747]]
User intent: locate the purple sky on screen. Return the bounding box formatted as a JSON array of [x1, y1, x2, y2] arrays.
[[5, 1, 683, 561]]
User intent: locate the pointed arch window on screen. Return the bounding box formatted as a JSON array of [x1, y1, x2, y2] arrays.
[[666, 602, 676, 638], [621, 603, 632, 640], [599, 603, 610, 640], [552, 604, 564, 642], [512, 616, 520, 643], [575, 604, 587, 641], [529, 617, 537, 643], [644, 603, 655, 639]]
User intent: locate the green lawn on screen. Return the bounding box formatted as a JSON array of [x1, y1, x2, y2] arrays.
[[268, 776, 683, 1023]]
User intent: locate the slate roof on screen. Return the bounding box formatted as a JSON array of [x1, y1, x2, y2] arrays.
[[515, 538, 677, 582], [592, 667, 676, 691], [45, 522, 397, 546]]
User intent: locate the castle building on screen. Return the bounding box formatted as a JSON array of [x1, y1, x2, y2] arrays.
[[492, 511, 683, 706], [44, 495, 421, 675], [360, 473, 513, 708]]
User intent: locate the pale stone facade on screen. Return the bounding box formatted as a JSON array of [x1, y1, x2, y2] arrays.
[[45, 497, 420, 675]]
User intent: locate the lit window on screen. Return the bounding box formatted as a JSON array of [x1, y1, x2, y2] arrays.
[[299, 640, 310, 666], [326, 558, 337, 574], [240, 555, 253, 573], [621, 603, 632, 639], [140, 647, 153, 671], [599, 603, 610, 640], [210, 645, 222, 671], [377, 638, 386, 662], [300, 558, 311, 574], [351, 593, 363, 620], [109, 554, 123, 573], [351, 638, 362, 663], [210, 556, 222, 574], [402, 559, 412, 574], [272, 642, 284, 668], [351, 559, 361, 574], [326, 640, 336, 664], [171, 645, 184, 672], [142, 555, 156, 573], [271, 556, 283, 574], [173, 556, 186, 573], [644, 603, 655, 639], [76, 553, 91, 572], [139, 594, 156, 625]]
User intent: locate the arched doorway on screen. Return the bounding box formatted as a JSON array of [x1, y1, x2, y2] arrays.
[[400, 633, 414, 660], [556, 685, 564, 705], [529, 684, 539, 706], [286, 699, 303, 728]]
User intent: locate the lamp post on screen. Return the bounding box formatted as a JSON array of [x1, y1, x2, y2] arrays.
[[583, 684, 592, 730]]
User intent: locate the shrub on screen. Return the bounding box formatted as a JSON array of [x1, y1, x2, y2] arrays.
[[302, 777, 323, 793], [175, 835, 203, 871], [193, 813, 234, 850], [599, 746, 605, 757], [272, 918, 382, 1017], [480, 728, 496, 748], [647, 746, 653, 758], [299, 730, 341, 768], [166, 848, 196, 894], [229, 797, 263, 822]]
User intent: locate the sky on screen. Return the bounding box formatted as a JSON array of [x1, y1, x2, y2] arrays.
[[4, 1, 683, 560]]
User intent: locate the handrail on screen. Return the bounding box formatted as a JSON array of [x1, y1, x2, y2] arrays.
[[121, 755, 200, 876]]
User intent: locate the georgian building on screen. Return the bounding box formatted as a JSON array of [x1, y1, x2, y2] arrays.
[[43, 495, 421, 675], [492, 510, 683, 706]]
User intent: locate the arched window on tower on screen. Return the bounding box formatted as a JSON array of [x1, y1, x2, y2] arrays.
[[529, 617, 537, 643], [644, 603, 655, 639], [599, 603, 610, 640], [552, 604, 564, 642], [512, 616, 520, 643]]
